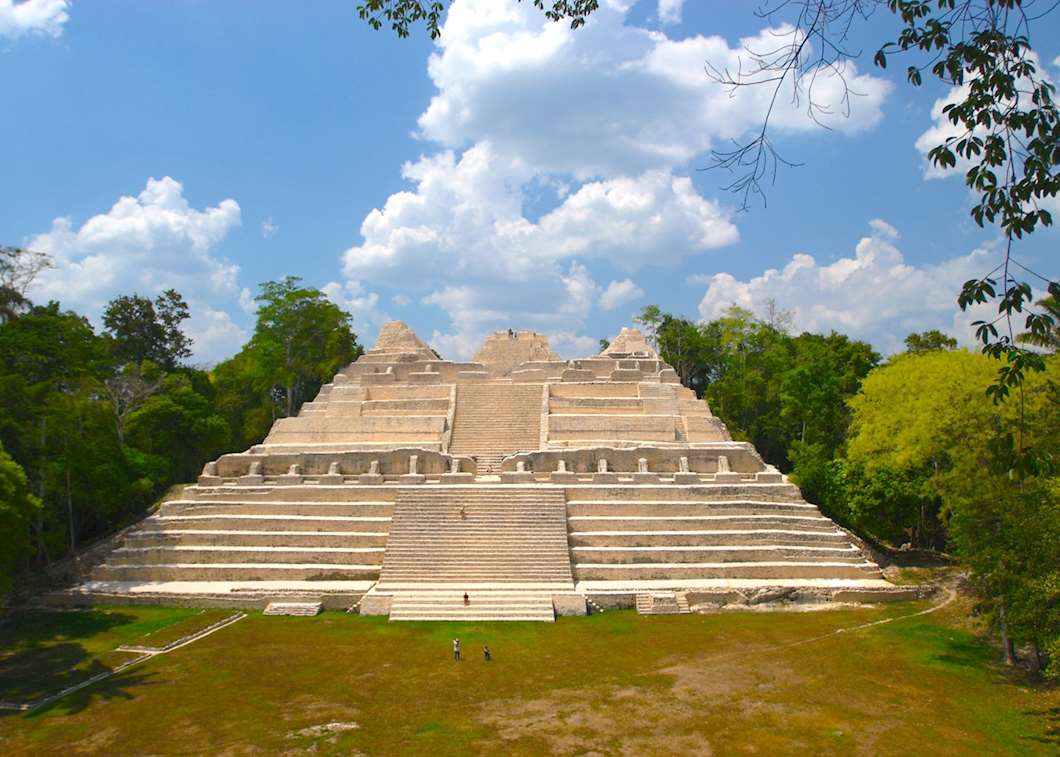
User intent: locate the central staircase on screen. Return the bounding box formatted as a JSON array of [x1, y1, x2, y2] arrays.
[[378, 487, 573, 587], [448, 383, 542, 473], [388, 591, 556, 621]]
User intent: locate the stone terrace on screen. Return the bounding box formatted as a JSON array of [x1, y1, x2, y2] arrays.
[[54, 323, 906, 619]]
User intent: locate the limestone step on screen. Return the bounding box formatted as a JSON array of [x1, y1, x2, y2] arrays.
[[162, 501, 394, 517], [184, 487, 398, 503], [564, 486, 803, 503], [568, 529, 850, 547], [573, 562, 881, 581], [92, 562, 382, 582], [567, 515, 835, 532], [567, 500, 819, 517], [263, 601, 322, 616], [108, 545, 386, 566], [126, 529, 388, 548], [147, 515, 390, 532], [388, 591, 555, 622], [570, 545, 865, 564], [635, 592, 691, 615]]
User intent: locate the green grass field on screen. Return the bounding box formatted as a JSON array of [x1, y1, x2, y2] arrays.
[[0, 598, 1056, 755]]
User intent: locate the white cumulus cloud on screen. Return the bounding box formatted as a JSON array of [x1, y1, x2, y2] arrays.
[[419, 2, 890, 179], [26, 177, 247, 363], [658, 0, 684, 25], [599, 278, 644, 311], [338, 0, 892, 360], [0, 0, 68, 39], [698, 219, 997, 353]]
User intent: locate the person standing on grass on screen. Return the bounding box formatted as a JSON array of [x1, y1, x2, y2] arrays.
[[453, 638, 461, 661], [483, 645, 491, 662]]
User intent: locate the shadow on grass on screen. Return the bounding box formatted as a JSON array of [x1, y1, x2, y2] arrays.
[[0, 609, 137, 647], [31, 666, 157, 717], [0, 610, 147, 711], [0, 643, 153, 713], [1020, 706, 1060, 747]]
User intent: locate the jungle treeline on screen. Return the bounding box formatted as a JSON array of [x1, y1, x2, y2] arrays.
[[0, 259, 1055, 673]]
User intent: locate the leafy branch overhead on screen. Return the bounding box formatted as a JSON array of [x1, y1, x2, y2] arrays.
[[356, 0, 599, 39]]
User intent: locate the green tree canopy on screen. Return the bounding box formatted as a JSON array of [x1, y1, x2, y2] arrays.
[[236, 277, 363, 421], [0, 442, 41, 594], [904, 330, 958, 354], [102, 289, 192, 370]]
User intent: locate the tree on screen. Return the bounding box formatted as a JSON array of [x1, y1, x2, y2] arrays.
[[102, 362, 163, 446], [357, 0, 598, 38], [102, 289, 192, 370], [634, 304, 663, 350], [706, 1, 1059, 461], [126, 370, 230, 483], [248, 277, 362, 418], [1016, 293, 1060, 351], [657, 315, 711, 389], [0, 442, 41, 594], [598, 337, 610, 352], [0, 246, 52, 324], [904, 329, 958, 353], [845, 349, 1059, 662]]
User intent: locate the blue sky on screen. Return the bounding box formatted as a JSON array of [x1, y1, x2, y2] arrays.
[[3, 0, 1057, 362]]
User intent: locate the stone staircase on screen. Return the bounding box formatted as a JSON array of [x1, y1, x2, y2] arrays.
[[388, 591, 556, 622], [89, 485, 394, 583], [566, 484, 881, 583], [448, 383, 542, 473], [635, 592, 690, 615], [377, 487, 573, 587]]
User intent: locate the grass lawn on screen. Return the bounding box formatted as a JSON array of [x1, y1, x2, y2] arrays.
[[0, 606, 208, 705], [0, 598, 1056, 755]]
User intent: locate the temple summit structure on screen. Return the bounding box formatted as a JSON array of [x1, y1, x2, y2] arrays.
[[56, 323, 909, 620]]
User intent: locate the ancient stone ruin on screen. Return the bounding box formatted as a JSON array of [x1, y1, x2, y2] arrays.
[[57, 322, 908, 620]]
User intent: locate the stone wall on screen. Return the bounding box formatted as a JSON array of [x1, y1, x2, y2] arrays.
[[501, 444, 767, 474]]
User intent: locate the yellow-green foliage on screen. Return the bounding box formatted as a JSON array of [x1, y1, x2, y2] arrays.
[[847, 350, 1057, 508]]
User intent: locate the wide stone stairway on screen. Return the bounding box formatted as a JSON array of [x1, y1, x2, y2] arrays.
[[378, 487, 573, 587], [566, 483, 881, 586], [388, 590, 557, 622], [448, 383, 542, 473], [88, 484, 394, 585]]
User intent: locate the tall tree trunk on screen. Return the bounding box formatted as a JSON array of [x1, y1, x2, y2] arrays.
[[65, 464, 75, 556], [36, 415, 50, 566], [1030, 640, 1044, 673], [999, 606, 1017, 665]]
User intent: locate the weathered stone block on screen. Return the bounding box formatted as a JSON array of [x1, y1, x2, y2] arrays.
[[632, 472, 661, 484], [500, 471, 535, 484], [397, 474, 426, 485], [552, 594, 587, 616], [713, 472, 743, 483], [440, 472, 475, 483], [358, 594, 392, 616], [561, 368, 595, 382], [673, 472, 701, 484], [550, 471, 578, 483], [358, 473, 385, 485]]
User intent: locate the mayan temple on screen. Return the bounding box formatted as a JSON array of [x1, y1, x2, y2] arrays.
[[60, 322, 903, 619]]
